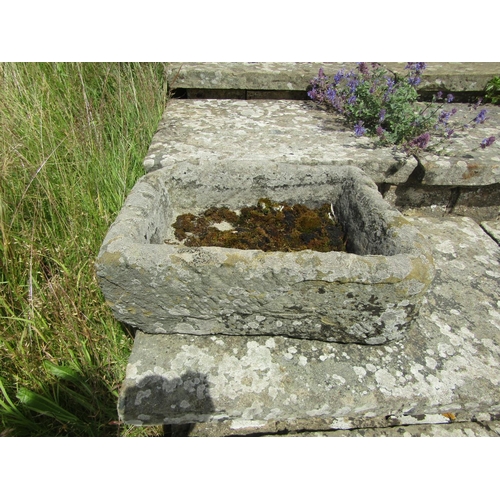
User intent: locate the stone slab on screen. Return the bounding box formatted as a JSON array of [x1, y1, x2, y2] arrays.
[[167, 62, 500, 94], [143, 99, 417, 184], [118, 216, 500, 427], [143, 99, 500, 187], [96, 164, 434, 345]]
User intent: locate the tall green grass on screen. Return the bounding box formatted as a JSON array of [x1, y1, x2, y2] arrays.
[[0, 63, 169, 436]]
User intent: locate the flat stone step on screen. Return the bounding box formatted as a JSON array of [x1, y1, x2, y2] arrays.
[[118, 216, 500, 430], [143, 98, 500, 221], [167, 62, 500, 97], [144, 99, 500, 187]]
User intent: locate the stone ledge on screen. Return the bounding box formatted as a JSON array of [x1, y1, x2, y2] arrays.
[[143, 99, 500, 188], [118, 216, 500, 428], [171, 413, 500, 436], [280, 421, 500, 437], [167, 62, 500, 94]]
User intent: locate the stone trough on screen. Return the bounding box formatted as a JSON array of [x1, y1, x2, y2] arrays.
[[96, 163, 434, 345]]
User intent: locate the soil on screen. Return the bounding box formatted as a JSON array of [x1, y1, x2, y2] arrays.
[[172, 198, 347, 252]]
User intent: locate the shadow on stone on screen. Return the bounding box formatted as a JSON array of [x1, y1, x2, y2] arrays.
[[119, 370, 215, 435]]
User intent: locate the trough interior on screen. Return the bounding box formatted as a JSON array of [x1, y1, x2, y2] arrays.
[[146, 167, 403, 258]]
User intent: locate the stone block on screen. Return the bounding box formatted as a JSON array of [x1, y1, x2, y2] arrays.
[[166, 62, 500, 94], [96, 164, 434, 345], [143, 99, 418, 185]]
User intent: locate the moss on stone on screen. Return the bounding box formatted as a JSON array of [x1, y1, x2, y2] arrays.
[[172, 199, 347, 252]]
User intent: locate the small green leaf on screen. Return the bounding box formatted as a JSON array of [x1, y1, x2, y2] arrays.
[[43, 360, 80, 383], [16, 387, 80, 424], [43, 360, 93, 395]]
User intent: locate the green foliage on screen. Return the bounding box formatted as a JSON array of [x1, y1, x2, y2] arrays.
[[485, 76, 500, 104], [308, 63, 495, 155], [0, 63, 169, 436]]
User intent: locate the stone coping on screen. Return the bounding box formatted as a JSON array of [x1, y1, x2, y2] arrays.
[[167, 62, 500, 94], [144, 99, 500, 187], [118, 216, 500, 428]]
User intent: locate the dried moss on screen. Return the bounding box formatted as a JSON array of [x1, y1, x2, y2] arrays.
[[172, 198, 347, 252]]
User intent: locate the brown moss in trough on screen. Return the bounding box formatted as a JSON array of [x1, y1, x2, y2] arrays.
[[172, 198, 347, 252]]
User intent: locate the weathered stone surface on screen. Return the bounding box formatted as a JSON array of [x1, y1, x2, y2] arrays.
[[382, 184, 500, 222], [176, 412, 500, 436], [283, 422, 499, 437], [143, 99, 418, 184], [117, 216, 500, 427], [96, 164, 434, 344], [167, 62, 500, 94], [143, 99, 500, 187], [417, 104, 500, 186]]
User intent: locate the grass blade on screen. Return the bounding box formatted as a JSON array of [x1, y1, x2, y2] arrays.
[[16, 387, 80, 424]]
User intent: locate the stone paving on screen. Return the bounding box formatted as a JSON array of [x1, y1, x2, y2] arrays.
[[118, 216, 500, 432], [105, 63, 500, 436]]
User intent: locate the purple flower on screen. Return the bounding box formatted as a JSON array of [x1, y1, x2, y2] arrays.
[[405, 62, 427, 73], [348, 94, 357, 105], [439, 110, 452, 124], [333, 70, 345, 84], [384, 77, 396, 101], [435, 91, 443, 100], [408, 76, 421, 86], [480, 136, 496, 149], [474, 109, 487, 124], [354, 121, 366, 137], [376, 126, 385, 137], [357, 62, 370, 76], [326, 87, 336, 103], [447, 94, 454, 103], [318, 67, 325, 79], [408, 132, 431, 150], [307, 88, 317, 100], [347, 77, 359, 93], [379, 109, 386, 122]]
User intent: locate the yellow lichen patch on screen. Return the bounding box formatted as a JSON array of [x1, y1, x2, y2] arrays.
[[442, 412, 456, 421], [97, 251, 124, 266]]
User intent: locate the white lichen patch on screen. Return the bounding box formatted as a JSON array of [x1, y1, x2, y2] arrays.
[[306, 404, 331, 417], [435, 240, 456, 256], [135, 389, 151, 406], [425, 357, 438, 370], [353, 366, 367, 379], [330, 374, 346, 385]]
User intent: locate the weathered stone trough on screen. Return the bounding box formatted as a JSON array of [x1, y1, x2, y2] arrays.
[[96, 162, 434, 345]]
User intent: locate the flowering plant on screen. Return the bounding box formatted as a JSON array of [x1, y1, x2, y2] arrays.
[[308, 62, 496, 154]]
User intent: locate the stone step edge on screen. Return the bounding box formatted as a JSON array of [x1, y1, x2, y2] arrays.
[[167, 62, 500, 95], [165, 413, 500, 437]]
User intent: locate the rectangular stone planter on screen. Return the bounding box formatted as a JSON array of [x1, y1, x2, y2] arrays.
[[96, 164, 434, 345]]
